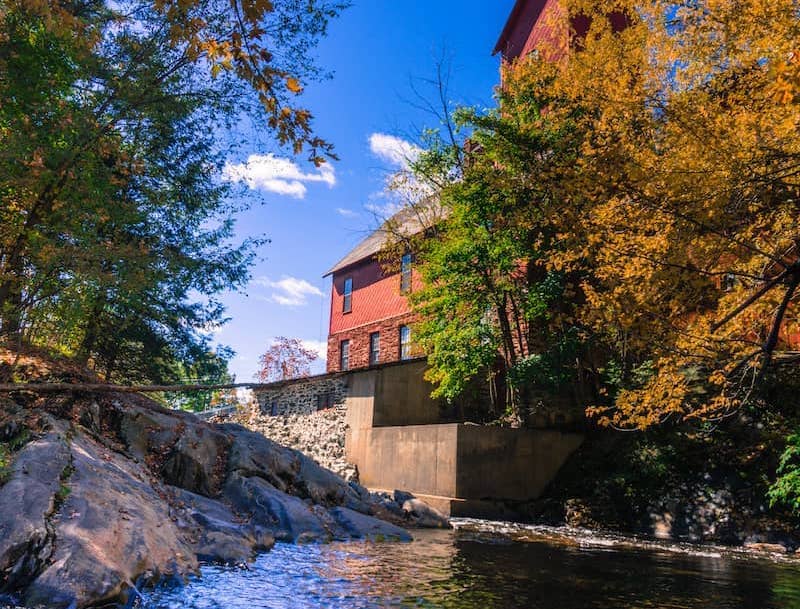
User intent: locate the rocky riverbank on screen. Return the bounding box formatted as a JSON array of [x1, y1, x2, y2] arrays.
[[0, 349, 447, 608], [524, 425, 800, 555]]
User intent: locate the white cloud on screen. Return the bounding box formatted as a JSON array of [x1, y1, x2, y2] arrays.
[[369, 133, 421, 169], [336, 207, 358, 218], [300, 339, 328, 360], [252, 276, 324, 307], [223, 153, 336, 199]]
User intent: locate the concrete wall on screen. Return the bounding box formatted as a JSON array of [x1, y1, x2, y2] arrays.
[[354, 423, 582, 503], [361, 424, 460, 498], [371, 360, 441, 427], [455, 425, 583, 500], [344, 369, 376, 470], [250, 360, 584, 518]]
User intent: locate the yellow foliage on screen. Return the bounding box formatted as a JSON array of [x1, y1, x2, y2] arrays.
[[504, 0, 800, 428]]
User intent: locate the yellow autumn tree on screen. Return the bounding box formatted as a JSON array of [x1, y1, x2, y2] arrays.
[[523, 0, 800, 428]]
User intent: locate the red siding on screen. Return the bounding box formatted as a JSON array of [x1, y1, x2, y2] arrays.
[[328, 257, 419, 335], [498, 0, 566, 64], [498, 0, 628, 70], [520, 0, 568, 62], [326, 257, 421, 373]]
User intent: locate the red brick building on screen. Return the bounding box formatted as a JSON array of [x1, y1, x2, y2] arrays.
[[494, 0, 570, 64], [324, 207, 428, 373], [493, 0, 627, 68]]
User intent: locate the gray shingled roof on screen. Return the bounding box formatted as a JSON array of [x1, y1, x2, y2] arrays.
[[323, 202, 441, 277]]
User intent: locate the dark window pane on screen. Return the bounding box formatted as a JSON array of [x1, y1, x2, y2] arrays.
[[317, 393, 333, 410], [369, 332, 380, 365], [343, 277, 353, 313], [399, 325, 411, 360], [400, 253, 412, 293], [340, 339, 350, 371]]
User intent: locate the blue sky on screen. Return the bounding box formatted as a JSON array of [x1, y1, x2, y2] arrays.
[[215, 1, 516, 381]]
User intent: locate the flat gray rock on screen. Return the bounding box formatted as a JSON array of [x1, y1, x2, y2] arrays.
[[329, 507, 413, 542], [224, 472, 330, 542], [24, 434, 197, 609], [168, 486, 274, 564], [0, 431, 69, 590]]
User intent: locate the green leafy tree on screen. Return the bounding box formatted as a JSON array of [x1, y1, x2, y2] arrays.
[[393, 60, 596, 424], [0, 0, 345, 385]]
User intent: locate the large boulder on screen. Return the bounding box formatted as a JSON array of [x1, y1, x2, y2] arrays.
[[224, 472, 331, 543], [0, 374, 417, 608], [223, 425, 373, 514], [0, 430, 70, 590], [328, 507, 412, 542], [167, 487, 275, 564], [23, 433, 198, 609]]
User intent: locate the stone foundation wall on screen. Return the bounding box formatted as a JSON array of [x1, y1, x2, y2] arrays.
[[226, 375, 355, 481], [254, 375, 347, 416], [223, 400, 357, 482]]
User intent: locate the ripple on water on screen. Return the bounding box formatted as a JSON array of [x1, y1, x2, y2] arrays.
[[138, 521, 800, 609]]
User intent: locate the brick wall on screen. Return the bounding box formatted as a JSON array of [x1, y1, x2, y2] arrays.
[[254, 374, 348, 416], [327, 311, 421, 373]]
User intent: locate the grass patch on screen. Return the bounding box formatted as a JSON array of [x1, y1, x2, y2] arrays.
[[0, 445, 9, 485], [0, 428, 33, 486], [53, 461, 76, 509]]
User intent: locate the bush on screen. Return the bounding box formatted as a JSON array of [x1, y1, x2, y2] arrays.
[[768, 433, 800, 514]]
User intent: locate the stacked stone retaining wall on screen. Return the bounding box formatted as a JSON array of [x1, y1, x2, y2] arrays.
[[221, 374, 356, 481], [254, 375, 348, 416]]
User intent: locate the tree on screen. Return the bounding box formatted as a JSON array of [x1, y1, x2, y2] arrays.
[[538, 0, 800, 429], [399, 0, 800, 431], [388, 59, 594, 425], [0, 0, 346, 385], [256, 337, 319, 383]]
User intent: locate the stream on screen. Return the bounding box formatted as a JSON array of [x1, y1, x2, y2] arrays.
[[137, 518, 800, 609]]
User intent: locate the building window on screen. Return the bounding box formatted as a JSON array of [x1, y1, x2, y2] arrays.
[[400, 253, 412, 293], [340, 339, 350, 371], [399, 325, 411, 360], [342, 277, 353, 313], [369, 332, 380, 365]]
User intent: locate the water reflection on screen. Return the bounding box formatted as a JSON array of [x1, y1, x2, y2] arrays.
[[139, 522, 800, 609]]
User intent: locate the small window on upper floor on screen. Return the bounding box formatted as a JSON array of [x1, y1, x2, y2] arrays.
[[400, 253, 412, 294], [343, 277, 353, 313], [399, 325, 411, 360]]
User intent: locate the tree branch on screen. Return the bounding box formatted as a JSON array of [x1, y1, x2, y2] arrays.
[[0, 382, 268, 394]]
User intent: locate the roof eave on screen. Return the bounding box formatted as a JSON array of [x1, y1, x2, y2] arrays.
[[323, 249, 378, 278], [493, 0, 528, 55]]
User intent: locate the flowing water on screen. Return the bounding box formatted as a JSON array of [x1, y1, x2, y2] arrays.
[[138, 519, 800, 609]]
